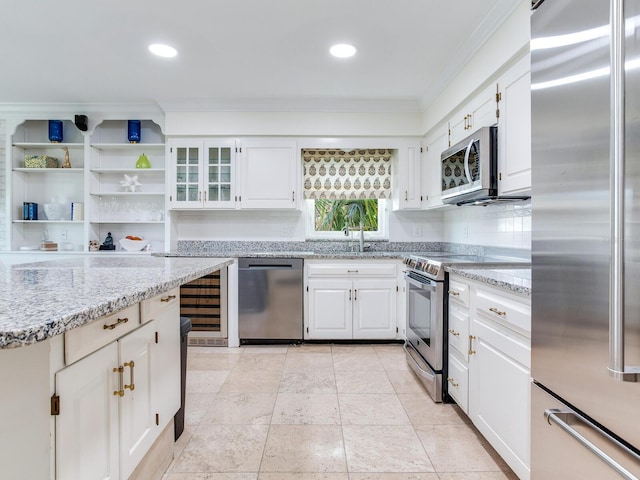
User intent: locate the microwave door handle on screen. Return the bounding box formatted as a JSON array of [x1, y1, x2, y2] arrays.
[[463, 139, 474, 184]]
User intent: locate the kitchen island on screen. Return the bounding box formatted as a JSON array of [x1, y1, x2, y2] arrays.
[[0, 254, 233, 480]]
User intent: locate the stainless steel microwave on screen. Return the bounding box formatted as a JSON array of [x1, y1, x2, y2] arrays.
[[441, 126, 498, 205]]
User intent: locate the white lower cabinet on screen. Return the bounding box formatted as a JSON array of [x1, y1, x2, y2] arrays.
[[55, 290, 180, 480], [305, 261, 398, 340], [447, 274, 531, 480], [55, 342, 119, 480]]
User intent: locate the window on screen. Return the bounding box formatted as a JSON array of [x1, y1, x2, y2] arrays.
[[305, 198, 388, 239], [302, 148, 392, 239]]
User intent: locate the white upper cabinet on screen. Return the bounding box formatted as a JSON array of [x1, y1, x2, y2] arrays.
[[239, 140, 299, 210], [422, 126, 448, 209], [448, 86, 498, 147], [393, 144, 422, 210], [168, 138, 299, 210], [168, 138, 238, 209], [497, 55, 532, 195]]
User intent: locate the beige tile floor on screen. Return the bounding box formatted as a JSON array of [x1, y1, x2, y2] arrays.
[[162, 344, 518, 480]]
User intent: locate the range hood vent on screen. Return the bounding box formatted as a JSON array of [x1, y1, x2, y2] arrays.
[[455, 195, 531, 206]]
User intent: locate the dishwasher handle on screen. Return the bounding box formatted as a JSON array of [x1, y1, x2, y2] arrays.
[[238, 258, 303, 270]]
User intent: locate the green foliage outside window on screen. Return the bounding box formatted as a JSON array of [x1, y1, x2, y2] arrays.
[[314, 199, 379, 232]]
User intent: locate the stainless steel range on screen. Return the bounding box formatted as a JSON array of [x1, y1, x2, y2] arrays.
[[402, 253, 519, 403]]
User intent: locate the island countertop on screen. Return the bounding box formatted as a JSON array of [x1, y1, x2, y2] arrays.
[[0, 255, 233, 349]]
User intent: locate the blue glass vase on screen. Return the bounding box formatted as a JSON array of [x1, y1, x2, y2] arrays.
[[48, 120, 63, 143], [127, 120, 141, 143]]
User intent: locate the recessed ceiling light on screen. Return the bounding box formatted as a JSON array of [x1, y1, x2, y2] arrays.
[[149, 43, 178, 58], [330, 43, 357, 58]]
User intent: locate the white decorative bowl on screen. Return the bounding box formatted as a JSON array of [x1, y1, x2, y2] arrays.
[[43, 202, 65, 221], [119, 238, 149, 252]]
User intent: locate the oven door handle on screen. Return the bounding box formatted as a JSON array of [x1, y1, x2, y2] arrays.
[[404, 342, 436, 381], [404, 273, 437, 291]]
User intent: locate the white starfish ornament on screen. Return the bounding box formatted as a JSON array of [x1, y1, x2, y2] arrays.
[[120, 174, 142, 192]]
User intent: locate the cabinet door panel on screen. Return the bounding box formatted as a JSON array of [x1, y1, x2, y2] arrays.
[[152, 306, 181, 427], [469, 320, 530, 480], [56, 342, 119, 480], [118, 322, 156, 479], [423, 129, 447, 209], [498, 55, 531, 194], [307, 279, 353, 339], [352, 279, 397, 339], [170, 140, 203, 208], [240, 140, 298, 209]]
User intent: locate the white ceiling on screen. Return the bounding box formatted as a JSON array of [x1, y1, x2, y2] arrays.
[[1, 0, 521, 112]]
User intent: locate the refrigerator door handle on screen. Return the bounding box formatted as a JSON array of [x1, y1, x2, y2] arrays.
[[609, 0, 640, 383], [545, 408, 640, 480]]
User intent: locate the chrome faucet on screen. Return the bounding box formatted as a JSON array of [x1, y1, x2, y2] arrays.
[[345, 202, 365, 253]]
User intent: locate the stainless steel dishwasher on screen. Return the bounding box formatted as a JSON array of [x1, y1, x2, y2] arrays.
[[238, 257, 303, 342]]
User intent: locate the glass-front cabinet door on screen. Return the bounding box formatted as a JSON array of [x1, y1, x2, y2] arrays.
[[170, 139, 203, 208], [169, 139, 237, 209], [203, 140, 236, 208]]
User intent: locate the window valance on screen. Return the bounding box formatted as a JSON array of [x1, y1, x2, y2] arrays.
[[302, 149, 392, 200]]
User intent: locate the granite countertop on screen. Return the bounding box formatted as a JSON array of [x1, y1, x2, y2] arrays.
[[160, 250, 415, 259], [0, 255, 233, 349], [446, 265, 531, 296]]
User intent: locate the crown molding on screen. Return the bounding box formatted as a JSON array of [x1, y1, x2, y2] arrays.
[[159, 97, 423, 114], [419, 0, 523, 110]]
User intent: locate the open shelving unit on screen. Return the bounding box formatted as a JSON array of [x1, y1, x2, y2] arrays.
[[7, 118, 166, 253]]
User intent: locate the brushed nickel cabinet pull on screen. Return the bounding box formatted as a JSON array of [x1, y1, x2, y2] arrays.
[[447, 377, 459, 387], [161, 295, 177, 303], [489, 307, 506, 316], [405, 190, 408, 201], [124, 361, 135, 391], [448, 290, 460, 296], [448, 328, 460, 336], [198, 191, 202, 202], [113, 366, 124, 397], [103, 317, 128, 330], [292, 191, 295, 202], [347, 270, 359, 273]]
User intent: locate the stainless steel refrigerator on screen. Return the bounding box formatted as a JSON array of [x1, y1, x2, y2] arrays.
[[531, 0, 640, 478]]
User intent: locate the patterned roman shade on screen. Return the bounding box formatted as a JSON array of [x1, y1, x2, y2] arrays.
[[302, 149, 393, 200]]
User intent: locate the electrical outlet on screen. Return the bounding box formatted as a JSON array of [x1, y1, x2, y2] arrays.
[[413, 225, 422, 237], [60, 229, 68, 241], [463, 225, 469, 238]]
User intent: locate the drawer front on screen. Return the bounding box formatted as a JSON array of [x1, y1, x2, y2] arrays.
[[447, 352, 469, 413], [65, 304, 140, 365], [475, 287, 530, 336], [140, 287, 180, 324], [448, 305, 469, 360], [472, 316, 531, 368], [448, 278, 470, 308], [307, 263, 396, 277]]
